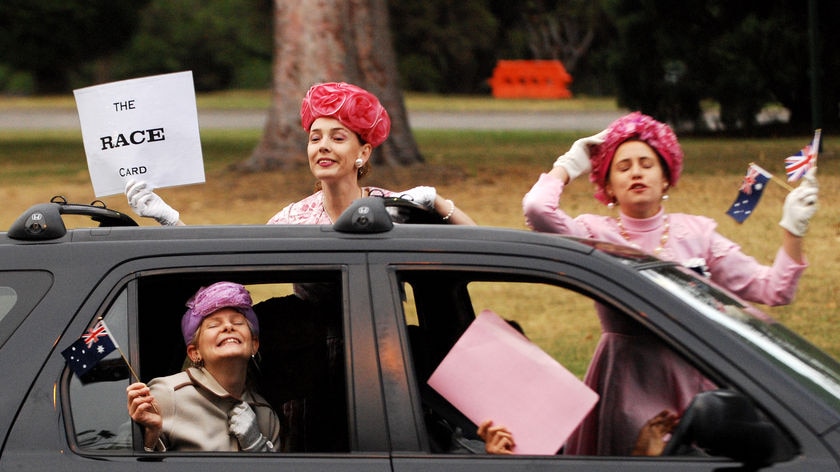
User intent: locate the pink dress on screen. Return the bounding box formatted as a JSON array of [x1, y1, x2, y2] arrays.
[[267, 187, 394, 225], [522, 173, 807, 455]]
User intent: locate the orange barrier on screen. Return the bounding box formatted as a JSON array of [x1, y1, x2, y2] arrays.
[[488, 60, 573, 99]]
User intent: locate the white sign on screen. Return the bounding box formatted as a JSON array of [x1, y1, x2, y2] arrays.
[[74, 71, 205, 197]]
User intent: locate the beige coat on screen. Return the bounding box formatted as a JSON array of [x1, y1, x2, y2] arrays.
[[148, 367, 281, 452]]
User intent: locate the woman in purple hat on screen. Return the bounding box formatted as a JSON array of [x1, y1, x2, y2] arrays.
[[516, 112, 819, 456], [125, 82, 475, 226], [126, 281, 281, 452]]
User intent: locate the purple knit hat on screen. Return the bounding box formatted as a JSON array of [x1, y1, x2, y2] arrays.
[[589, 112, 684, 205], [181, 282, 259, 345], [300, 82, 391, 148]]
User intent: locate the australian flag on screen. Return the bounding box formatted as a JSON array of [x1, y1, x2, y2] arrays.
[[726, 164, 772, 223], [61, 320, 118, 378], [785, 129, 821, 182]]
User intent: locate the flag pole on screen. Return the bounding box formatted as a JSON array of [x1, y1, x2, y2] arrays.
[[749, 162, 795, 192], [769, 175, 795, 192], [117, 347, 141, 382], [96, 318, 160, 415], [97, 317, 141, 382]]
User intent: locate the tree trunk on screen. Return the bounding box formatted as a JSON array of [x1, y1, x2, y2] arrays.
[[238, 0, 422, 171]]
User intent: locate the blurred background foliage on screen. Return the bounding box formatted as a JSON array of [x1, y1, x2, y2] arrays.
[[0, 0, 837, 132]]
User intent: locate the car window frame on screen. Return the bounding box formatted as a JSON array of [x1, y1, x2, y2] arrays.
[[369, 252, 792, 470], [50, 252, 393, 467]]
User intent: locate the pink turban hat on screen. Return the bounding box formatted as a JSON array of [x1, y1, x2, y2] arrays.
[[300, 82, 391, 148], [589, 112, 684, 205], [181, 281, 258, 345]]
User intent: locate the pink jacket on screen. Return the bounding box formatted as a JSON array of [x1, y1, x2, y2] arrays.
[[523, 173, 805, 306]]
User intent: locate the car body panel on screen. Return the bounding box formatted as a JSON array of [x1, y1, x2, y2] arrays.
[[2, 201, 839, 471]]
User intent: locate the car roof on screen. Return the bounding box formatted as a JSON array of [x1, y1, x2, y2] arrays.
[[1, 196, 669, 273]]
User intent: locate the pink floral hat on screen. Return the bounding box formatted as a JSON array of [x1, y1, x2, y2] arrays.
[[590, 112, 684, 205], [300, 82, 391, 148]]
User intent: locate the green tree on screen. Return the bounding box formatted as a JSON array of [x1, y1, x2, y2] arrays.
[[761, 0, 839, 130], [604, 0, 707, 128], [388, 0, 610, 95], [0, 0, 149, 93], [389, 0, 499, 93], [512, 0, 614, 95], [703, 2, 805, 130], [518, 0, 598, 71], [605, 0, 839, 130], [112, 0, 273, 91]]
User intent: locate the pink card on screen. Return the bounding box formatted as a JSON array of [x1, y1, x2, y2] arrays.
[[427, 309, 598, 455]]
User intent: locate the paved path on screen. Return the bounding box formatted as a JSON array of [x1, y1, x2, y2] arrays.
[[0, 108, 625, 132]]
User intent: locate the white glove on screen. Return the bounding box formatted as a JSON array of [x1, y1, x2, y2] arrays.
[[399, 186, 437, 209], [779, 167, 818, 237], [228, 401, 272, 452], [125, 179, 180, 226], [552, 129, 609, 181]]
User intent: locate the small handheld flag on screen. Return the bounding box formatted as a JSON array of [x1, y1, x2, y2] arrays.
[[726, 164, 772, 223], [785, 129, 820, 182], [61, 320, 119, 378]]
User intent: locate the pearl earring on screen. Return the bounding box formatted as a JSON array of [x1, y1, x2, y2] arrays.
[[355, 158, 364, 168], [662, 194, 669, 201]]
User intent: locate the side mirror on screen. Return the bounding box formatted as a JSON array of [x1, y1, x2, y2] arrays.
[[663, 389, 797, 466]]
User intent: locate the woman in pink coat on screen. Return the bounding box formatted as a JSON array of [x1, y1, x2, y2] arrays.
[[518, 112, 819, 456]]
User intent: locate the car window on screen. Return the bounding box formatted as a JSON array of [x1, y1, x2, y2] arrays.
[[68, 288, 132, 450], [399, 274, 602, 455], [396, 269, 789, 462], [643, 265, 840, 409], [465, 281, 601, 377], [401, 277, 601, 378], [67, 270, 350, 455], [0, 286, 15, 320], [0, 271, 53, 349]]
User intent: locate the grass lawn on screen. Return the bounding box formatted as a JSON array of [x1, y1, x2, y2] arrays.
[[0, 90, 618, 112], [1, 96, 838, 364]]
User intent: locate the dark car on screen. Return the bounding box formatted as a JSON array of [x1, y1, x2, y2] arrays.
[[2, 197, 840, 471]]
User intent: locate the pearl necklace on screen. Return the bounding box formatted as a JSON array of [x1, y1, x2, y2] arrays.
[[616, 214, 670, 255]]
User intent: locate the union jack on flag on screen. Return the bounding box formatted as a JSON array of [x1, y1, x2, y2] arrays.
[[739, 165, 763, 195], [785, 129, 821, 182], [82, 321, 108, 348], [727, 163, 772, 223]]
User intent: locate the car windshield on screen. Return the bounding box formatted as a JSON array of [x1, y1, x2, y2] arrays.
[[642, 265, 840, 409]]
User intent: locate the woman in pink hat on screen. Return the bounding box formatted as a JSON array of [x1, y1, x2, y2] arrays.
[[266, 82, 474, 225], [126, 282, 281, 452], [516, 112, 819, 456], [126, 82, 475, 226]]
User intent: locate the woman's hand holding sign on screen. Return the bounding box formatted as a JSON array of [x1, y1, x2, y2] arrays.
[[125, 180, 183, 226]]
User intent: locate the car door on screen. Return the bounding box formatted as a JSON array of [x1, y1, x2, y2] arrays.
[[369, 248, 838, 472], [2, 249, 393, 472]]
